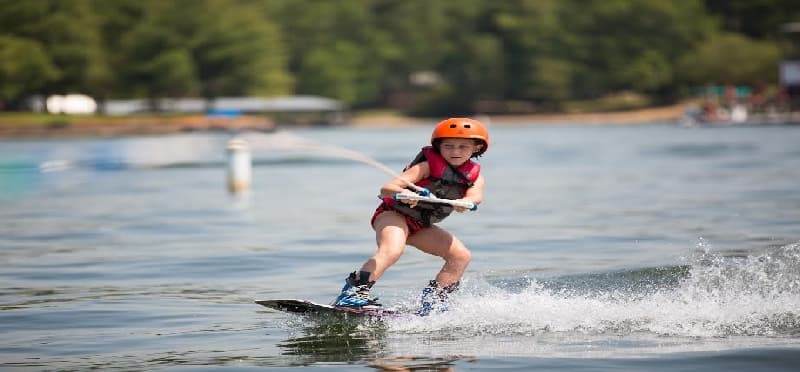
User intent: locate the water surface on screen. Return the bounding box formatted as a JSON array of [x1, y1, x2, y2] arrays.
[[1, 123, 799, 370]]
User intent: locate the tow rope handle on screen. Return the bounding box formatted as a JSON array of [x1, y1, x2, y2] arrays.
[[393, 193, 477, 211]]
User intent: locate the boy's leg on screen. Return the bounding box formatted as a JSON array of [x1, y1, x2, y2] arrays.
[[334, 211, 409, 307], [361, 211, 409, 281], [407, 225, 472, 288]]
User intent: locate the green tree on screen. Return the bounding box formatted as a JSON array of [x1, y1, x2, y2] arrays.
[[436, 1, 506, 110], [704, 0, 800, 40], [0, 0, 107, 102], [191, 0, 292, 98], [273, 0, 384, 106], [370, 0, 484, 101], [562, 0, 713, 100], [90, 0, 150, 103], [678, 32, 780, 86], [0, 0, 795, 114], [118, 0, 291, 105], [120, 11, 198, 106], [491, 0, 565, 102], [430, 33, 506, 114], [377, 0, 505, 114], [530, 57, 575, 105], [0, 36, 59, 104], [297, 41, 362, 104]]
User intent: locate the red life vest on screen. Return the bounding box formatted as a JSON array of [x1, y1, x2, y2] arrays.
[[416, 146, 479, 190], [388, 146, 480, 226]]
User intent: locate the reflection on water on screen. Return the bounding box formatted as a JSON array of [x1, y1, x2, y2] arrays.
[[279, 317, 466, 370], [279, 319, 387, 362]]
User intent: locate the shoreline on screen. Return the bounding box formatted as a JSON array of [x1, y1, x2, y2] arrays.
[[0, 103, 688, 139], [0, 114, 277, 139], [350, 104, 686, 127]]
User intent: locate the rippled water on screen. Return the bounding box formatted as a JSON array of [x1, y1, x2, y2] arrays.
[[1, 123, 799, 370]]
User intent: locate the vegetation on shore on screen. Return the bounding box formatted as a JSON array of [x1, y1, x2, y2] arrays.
[[2, 0, 795, 119], [0, 101, 689, 138], [0, 112, 277, 138]]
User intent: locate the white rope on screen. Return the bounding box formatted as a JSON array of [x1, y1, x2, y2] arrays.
[[239, 131, 427, 193]]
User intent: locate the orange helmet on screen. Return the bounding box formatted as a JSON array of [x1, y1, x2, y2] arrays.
[[431, 117, 489, 156]]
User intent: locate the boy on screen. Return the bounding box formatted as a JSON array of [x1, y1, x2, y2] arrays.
[[334, 118, 489, 315]]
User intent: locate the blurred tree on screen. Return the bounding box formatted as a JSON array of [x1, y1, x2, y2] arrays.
[[561, 0, 714, 102], [272, 0, 384, 106], [376, 0, 505, 115], [422, 33, 505, 115], [0, 36, 59, 105], [297, 41, 362, 104], [370, 0, 450, 75], [191, 0, 292, 98], [678, 32, 780, 86], [0, 0, 107, 103], [704, 0, 800, 40], [142, 48, 198, 99], [435, 1, 506, 113], [119, 0, 291, 107], [91, 0, 149, 107], [529, 57, 575, 106], [491, 0, 566, 104], [488, 0, 715, 105], [119, 5, 197, 108], [0, 0, 795, 114], [367, 0, 447, 107]]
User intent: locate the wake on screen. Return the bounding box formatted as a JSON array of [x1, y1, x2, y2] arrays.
[[389, 241, 800, 339]]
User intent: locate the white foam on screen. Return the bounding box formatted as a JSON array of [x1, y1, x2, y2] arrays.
[[389, 242, 800, 341]]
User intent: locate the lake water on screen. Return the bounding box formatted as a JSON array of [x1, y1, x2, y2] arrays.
[[1, 122, 799, 370]]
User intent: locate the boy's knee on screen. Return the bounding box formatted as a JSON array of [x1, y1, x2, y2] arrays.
[[449, 247, 471, 264], [461, 248, 472, 263], [377, 245, 404, 261]]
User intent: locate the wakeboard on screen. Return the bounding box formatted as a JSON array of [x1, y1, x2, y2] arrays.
[[256, 299, 400, 318]]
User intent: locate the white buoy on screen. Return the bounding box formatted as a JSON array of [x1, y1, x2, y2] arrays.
[[226, 138, 252, 193]]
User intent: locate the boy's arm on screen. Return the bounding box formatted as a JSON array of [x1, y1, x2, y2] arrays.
[[379, 162, 430, 203], [455, 174, 484, 212]]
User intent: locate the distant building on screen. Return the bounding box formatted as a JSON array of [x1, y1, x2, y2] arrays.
[[45, 94, 97, 114], [103, 95, 347, 125]]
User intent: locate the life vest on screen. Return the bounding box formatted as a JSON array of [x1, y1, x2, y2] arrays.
[[388, 146, 480, 226]]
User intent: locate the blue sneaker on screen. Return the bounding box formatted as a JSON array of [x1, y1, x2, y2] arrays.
[[333, 273, 380, 308], [417, 280, 453, 316]]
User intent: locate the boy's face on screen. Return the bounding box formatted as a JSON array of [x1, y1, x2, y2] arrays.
[[438, 138, 482, 166]]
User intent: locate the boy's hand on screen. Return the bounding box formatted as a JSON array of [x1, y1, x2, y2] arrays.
[[398, 190, 419, 207], [453, 199, 472, 213]]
